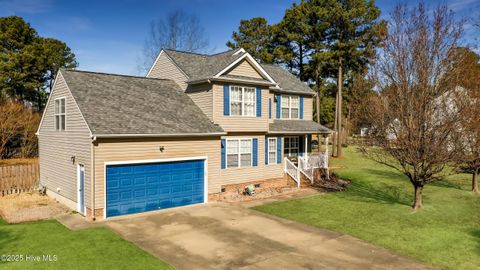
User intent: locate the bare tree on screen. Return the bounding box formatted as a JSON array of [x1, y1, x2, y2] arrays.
[[139, 10, 209, 73], [450, 48, 480, 193], [361, 3, 466, 209]]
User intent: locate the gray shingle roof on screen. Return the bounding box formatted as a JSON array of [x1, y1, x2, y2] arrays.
[[164, 49, 245, 81], [60, 69, 224, 136], [269, 120, 331, 134], [261, 64, 315, 95]]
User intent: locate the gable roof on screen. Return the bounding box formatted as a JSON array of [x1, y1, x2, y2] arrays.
[[156, 48, 314, 95], [59, 69, 224, 137], [163, 48, 245, 81], [261, 64, 315, 95]]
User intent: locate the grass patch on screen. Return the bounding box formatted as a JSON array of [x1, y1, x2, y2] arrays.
[[255, 147, 480, 270], [0, 219, 173, 269]]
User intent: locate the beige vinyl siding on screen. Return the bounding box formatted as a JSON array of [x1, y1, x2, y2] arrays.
[[147, 52, 188, 91], [269, 92, 275, 123], [226, 60, 263, 79], [93, 137, 221, 209], [185, 83, 213, 120], [303, 96, 313, 120], [212, 83, 269, 132], [220, 135, 283, 185], [38, 72, 92, 208]]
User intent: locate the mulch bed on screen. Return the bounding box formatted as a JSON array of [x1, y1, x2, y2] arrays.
[[311, 170, 351, 191], [0, 192, 71, 224]]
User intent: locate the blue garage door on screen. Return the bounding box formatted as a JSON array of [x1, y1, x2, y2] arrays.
[[106, 159, 204, 217]]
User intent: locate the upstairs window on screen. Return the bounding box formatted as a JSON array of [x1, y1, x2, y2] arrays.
[[230, 86, 256, 116], [281, 95, 299, 119], [54, 98, 66, 131]]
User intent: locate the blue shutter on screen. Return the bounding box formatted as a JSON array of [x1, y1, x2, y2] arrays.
[[276, 136, 282, 164], [221, 139, 226, 169], [276, 95, 281, 119], [299, 96, 304, 119], [299, 136, 304, 157], [223, 85, 230, 116], [265, 136, 269, 164], [256, 88, 261, 117], [252, 138, 258, 166], [269, 98, 272, 119]]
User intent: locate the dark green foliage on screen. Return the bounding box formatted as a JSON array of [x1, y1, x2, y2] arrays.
[[0, 16, 77, 111], [227, 1, 385, 127]]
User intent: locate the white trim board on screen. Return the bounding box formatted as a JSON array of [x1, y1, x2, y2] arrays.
[[102, 156, 209, 220], [214, 52, 278, 86]]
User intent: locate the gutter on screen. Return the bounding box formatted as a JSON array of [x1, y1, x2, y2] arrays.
[[92, 132, 227, 139], [188, 77, 276, 86], [268, 130, 332, 134]]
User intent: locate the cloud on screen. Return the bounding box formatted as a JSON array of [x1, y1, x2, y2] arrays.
[[0, 0, 53, 15]]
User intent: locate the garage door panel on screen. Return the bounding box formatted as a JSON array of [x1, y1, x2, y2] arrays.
[[106, 160, 205, 217]]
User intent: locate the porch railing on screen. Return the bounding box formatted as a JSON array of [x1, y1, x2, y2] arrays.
[[298, 156, 314, 183], [284, 157, 300, 187]]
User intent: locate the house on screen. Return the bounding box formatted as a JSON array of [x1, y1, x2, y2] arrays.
[[37, 48, 330, 220]]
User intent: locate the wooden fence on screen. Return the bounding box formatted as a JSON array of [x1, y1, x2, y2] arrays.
[[0, 162, 39, 196]]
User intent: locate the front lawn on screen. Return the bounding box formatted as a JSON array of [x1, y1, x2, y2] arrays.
[[0, 219, 173, 270], [255, 147, 480, 270]]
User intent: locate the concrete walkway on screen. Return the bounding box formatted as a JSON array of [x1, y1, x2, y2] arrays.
[[101, 203, 435, 270]]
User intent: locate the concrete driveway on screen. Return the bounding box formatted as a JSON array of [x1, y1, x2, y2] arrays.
[[104, 203, 435, 270]]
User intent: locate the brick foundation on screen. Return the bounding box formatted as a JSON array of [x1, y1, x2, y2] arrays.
[[209, 176, 296, 202], [86, 208, 104, 221]]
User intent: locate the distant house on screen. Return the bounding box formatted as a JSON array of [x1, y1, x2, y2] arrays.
[[37, 48, 330, 220]]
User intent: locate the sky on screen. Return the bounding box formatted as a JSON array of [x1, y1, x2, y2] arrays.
[[1, 0, 478, 76]]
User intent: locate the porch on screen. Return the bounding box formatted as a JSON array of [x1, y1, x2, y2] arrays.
[[268, 119, 332, 188]]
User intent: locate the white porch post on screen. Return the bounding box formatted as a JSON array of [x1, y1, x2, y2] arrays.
[[324, 135, 329, 157]]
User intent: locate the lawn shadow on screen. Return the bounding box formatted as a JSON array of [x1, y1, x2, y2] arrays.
[[339, 179, 411, 206], [431, 179, 463, 190], [364, 168, 406, 182], [470, 229, 480, 255]]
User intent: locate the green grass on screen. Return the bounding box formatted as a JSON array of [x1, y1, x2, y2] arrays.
[[0, 218, 173, 270], [255, 147, 480, 270]]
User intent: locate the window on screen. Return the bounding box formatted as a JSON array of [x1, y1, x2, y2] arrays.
[[268, 137, 277, 164], [226, 139, 252, 168], [54, 98, 66, 131], [230, 86, 256, 116], [281, 95, 299, 119], [284, 136, 299, 161]]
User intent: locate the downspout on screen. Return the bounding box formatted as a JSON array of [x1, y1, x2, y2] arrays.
[[90, 136, 96, 221]]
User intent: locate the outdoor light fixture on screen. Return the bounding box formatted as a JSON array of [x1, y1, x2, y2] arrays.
[[159, 146, 165, 152], [71, 156, 76, 164]]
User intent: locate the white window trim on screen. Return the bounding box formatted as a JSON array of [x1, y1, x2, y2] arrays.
[[267, 137, 277, 165], [226, 138, 253, 168], [54, 97, 66, 131], [281, 95, 299, 119], [229, 85, 256, 117]]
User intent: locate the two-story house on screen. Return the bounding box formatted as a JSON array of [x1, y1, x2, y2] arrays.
[[37, 48, 330, 220]]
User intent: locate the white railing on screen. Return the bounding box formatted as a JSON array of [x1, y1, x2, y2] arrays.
[[307, 154, 329, 169], [284, 157, 300, 187], [298, 156, 314, 183]]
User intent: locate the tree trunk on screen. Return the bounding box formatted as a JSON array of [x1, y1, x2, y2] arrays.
[[472, 169, 478, 193], [316, 69, 321, 124], [413, 185, 423, 210], [336, 58, 343, 158]]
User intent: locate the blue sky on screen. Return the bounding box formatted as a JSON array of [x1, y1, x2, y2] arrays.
[[1, 0, 478, 76]]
